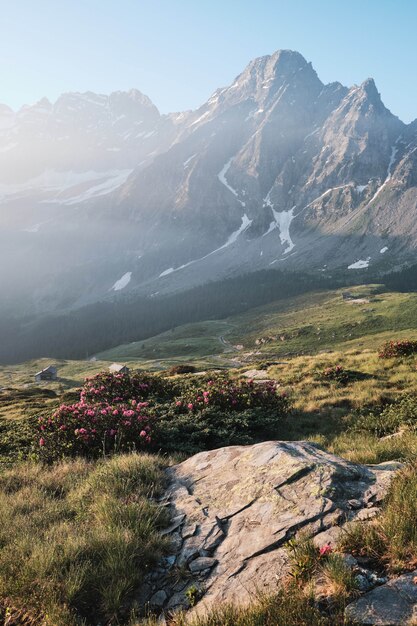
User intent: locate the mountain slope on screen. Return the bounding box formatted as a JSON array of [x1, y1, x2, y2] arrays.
[[1, 50, 417, 315]]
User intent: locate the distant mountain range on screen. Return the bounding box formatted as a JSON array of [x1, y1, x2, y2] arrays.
[[1, 49, 416, 316]]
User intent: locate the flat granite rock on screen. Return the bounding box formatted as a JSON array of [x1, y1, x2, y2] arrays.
[[151, 441, 400, 617], [345, 569, 417, 625]]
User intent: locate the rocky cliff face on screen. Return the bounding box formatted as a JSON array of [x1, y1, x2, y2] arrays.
[[1, 50, 416, 313]]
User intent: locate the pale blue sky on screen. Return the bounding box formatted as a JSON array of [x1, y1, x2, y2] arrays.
[[1, 0, 416, 122]]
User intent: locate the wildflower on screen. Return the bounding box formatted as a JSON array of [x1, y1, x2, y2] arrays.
[[140, 430, 147, 437], [187, 403, 194, 410], [39, 437, 46, 447], [176, 400, 182, 406], [319, 543, 333, 557]]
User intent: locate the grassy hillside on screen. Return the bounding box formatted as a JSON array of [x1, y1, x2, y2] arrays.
[[96, 285, 417, 368], [1, 283, 417, 624]]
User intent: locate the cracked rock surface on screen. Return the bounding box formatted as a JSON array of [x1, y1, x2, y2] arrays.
[[144, 441, 400, 616], [345, 569, 417, 625]]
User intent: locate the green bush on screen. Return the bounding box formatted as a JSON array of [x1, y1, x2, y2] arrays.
[[37, 372, 292, 460], [168, 364, 197, 375], [350, 394, 417, 437], [379, 340, 417, 358]]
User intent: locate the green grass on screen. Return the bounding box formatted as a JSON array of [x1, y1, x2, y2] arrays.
[[0, 453, 169, 625], [139, 586, 345, 626], [96, 321, 236, 362], [93, 285, 417, 369], [1, 283, 417, 624], [340, 463, 417, 571]]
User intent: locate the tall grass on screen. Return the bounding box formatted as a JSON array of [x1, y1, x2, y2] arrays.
[[138, 586, 344, 626], [0, 454, 169, 625], [340, 463, 417, 570]]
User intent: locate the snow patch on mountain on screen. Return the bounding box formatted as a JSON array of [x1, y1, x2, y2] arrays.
[[112, 272, 132, 291], [262, 192, 296, 253], [159, 267, 175, 277], [366, 137, 402, 205], [159, 214, 253, 278], [348, 258, 371, 269], [274, 207, 296, 253], [183, 154, 197, 168], [218, 159, 245, 206], [54, 170, 132, 205]]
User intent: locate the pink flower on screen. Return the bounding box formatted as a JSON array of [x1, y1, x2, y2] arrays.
[[112, 409, 119, 416], [319, 543, 333, 557], [59, 424, 67, 431], [39, 437, 46, 447], [109, 429, 117, 437], [176, 401, 182, 406], [140, 430, 147, 438]]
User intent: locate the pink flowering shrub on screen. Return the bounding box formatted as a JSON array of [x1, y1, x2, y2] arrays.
[[38, 399, 153, 459], [320, 365, 349, 385], [378, 340, 417, 359], [37, 371, 291, 459], [174, 375, 289, 414], [154, 374, 291, 454], [37, 372, 165, 460], [81, 371, 172, 403]]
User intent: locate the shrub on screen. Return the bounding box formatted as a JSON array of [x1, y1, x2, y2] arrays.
[[153, 406, 288, 455], [38, 399, 154, 460], [378, 340, 417, 358], [81, 371, 172, 404], [320, 365, 349, 385], [175, 374, 289, 414], [350, 394, 417, 437], [37, 372, 292, 460], [169, 364, 197, 375]]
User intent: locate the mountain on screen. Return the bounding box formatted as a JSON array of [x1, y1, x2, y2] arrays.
[[1, 50, 417, 316]]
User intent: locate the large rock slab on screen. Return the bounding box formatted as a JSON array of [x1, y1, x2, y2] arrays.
[[146, 441, 400, 616], [345, 569, 417, 625]]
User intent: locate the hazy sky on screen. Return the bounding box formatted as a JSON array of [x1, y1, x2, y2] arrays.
[[1, 0, 416, 122]]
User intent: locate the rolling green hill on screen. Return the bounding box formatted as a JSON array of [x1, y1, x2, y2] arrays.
[[95, 285, 417, 368]]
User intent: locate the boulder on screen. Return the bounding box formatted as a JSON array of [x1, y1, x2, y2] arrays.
[[145, 441, 400, 616], [345, 569, 417, 625]]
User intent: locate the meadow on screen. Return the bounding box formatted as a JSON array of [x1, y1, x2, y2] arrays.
[[1, 283, 417, 624]]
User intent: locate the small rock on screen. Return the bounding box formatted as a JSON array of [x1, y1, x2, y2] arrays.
[[149, 590, 167, 607], [162, 555, 176, 568], [355, 507, 380, 521], [354, 573, 372, 591], [346, 569, 417, 624], [348, 499, 363, 510], [341, 553, 358, 568], [189, 557, 218, 573], [166, 591, 189, 610], [169, 531, 183, 553], [160, 514, 185, 536]]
